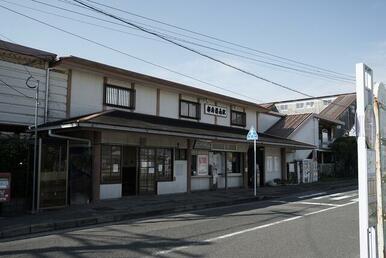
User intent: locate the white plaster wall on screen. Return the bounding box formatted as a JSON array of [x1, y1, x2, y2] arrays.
[[245, 109, 257, 129], [159, 90, 179, 118], [191, 176, 210, 191], [157, 161, 187, 195], [264, 147, 281, 183], [199, 99, 215, 124], [227, 174, 243, 188], [71, 70, 103, 117], [217, 175, 226, 189], [100, 184, 122, 199], [216, 102, 230, 126], [290, 117, 318, 160], [258, 113, 281, 133], [135, 83, 157, 115]]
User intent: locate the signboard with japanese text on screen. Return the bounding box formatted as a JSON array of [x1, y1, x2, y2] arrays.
[[197, 155, 209, 175], [204, 104, 227, 117]]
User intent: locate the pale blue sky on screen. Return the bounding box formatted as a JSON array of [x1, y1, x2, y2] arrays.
[[0, 0, 385, 103]]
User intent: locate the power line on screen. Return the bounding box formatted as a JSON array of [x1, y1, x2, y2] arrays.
[[24, 0, 351, 82], [82, 0, 355, 80], [0, 32, 40, 89], [0, 3, 265, 103], [3, 0, 353, 84], [0, 78, 34, 99], [29, 0, 354, 82], [73, 0, 315, 98]]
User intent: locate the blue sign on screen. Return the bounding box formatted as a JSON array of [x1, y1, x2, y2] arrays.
[[247, 126, 258, 141]]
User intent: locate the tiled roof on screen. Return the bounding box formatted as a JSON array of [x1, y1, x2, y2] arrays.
[[319, 93, 356, 120], [0, 40, 56, 61], [264, 113, 313, 138], [35, 109, 315, 149]]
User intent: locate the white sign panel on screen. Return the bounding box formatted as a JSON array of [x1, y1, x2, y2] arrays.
[[247, 126, 258, 141], [356, 63, 377, 258], [204, 104, 227, 117], [197, 154, 209, 175]]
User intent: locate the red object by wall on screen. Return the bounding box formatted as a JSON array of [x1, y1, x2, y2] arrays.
[[0, 173, 11, 202]]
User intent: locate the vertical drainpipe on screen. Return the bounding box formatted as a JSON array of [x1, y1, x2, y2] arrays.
[[44, 68, 52, 123]]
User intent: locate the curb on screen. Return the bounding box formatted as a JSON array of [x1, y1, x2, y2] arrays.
[[0, 181, 357, 240]]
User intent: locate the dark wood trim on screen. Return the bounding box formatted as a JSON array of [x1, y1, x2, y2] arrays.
[[102, 77, 108, 111], [187, 139, 192, 193], [66, 69, 72, 118], [156, 88, 160, 116], [214, 102, 218, 125], [281, 148, 287, 181], [179, 99, 201, 120], [230, 110, 247, 127]]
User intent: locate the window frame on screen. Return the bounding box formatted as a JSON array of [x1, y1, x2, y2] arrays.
[[139, 147, 174, 182], [230, 110, 246, 127], [179, 99, 201, 120], [103, 84, 136, 110], [280, 104, 288, 111], [296, 102, 305, 109], [100, 144, 122, 184]]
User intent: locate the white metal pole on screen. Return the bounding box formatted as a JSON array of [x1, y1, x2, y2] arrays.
[[357, 63, 370, 258], [31, 83, 39, 213], [374, 85, 384, 258], [254, 139, 256, 196]]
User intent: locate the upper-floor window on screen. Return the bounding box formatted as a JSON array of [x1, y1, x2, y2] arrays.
[[323, 99, 333, 105], [305, 101, 314, 108], [231, 110, 246, 127], [180, 100, 200, 119], [280, 104, 288, 111], [104, 84, 135, 109], [296, 102, 304, 109]]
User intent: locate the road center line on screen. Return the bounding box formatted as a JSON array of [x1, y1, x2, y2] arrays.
[[153, 200, 357, 256]]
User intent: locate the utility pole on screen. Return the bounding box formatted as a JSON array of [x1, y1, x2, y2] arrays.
[[27, 79, 39, 213]]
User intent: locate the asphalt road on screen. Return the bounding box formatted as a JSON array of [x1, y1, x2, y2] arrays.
[[0, 188, 359, 258]]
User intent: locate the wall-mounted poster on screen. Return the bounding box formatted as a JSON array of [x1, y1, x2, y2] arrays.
[[197, 154, 209, 175]]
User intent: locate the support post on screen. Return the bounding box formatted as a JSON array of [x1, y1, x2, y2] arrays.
[[186, 139, 192, 193], [254, 139, 256, 196], [92, 132, 101, 203]]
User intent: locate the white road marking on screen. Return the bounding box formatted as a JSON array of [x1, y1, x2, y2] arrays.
[[271, 200, 339, 207], [331, 194, 358, 201], [297, 192, 327, 199], [153, 200, 357, 256], [312, 192, 344, 200]]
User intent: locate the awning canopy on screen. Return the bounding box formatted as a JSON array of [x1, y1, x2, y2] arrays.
[[33, 109, 315, 149]]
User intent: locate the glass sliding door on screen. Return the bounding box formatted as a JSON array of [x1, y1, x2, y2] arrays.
[[69, 145, 91, 205], [139, 148, 156, 194], [39, 140, 68, 209]]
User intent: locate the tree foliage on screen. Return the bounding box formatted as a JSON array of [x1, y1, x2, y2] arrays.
[[331, 136, 357, 177]]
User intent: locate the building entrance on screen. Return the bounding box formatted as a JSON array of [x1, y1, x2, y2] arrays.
[[122, 146, 137, 196]]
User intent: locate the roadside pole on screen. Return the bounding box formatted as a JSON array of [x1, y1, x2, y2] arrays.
[[356, 63, 377, 258], [254, 138, 256, 196], [247, 126, 258, 197]]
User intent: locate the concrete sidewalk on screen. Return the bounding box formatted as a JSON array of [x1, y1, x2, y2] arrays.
[[0, 179, 357, 239]]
